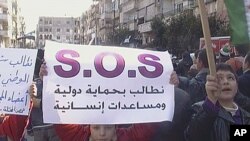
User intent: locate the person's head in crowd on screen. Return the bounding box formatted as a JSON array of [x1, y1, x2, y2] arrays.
[[193, 50, 200, 64], [230, 52, 235, 58], [196, 49, 209, 71], [235, 44, 250, 57], [243, 51, 250, 72], [89, 125, 117, 141], [190, 50, 200, 69], [219, 46, 230, 62], [215, 63, 238, 104], [181, 51, 193, 64]]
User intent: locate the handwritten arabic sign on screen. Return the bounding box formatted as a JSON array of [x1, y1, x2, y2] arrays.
[[43, 41, 174, 124], [0, 48, 37, 115]]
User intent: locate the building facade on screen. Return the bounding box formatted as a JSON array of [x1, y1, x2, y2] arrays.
[[37, 16, 80, 48], [81, 0, 226, 46], [0, 0, 23, 48]]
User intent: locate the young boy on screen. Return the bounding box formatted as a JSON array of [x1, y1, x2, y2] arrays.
[[185, 63, 250, 141]]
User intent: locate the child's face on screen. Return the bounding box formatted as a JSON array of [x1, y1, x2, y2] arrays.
[[217, 70, 238, 101], [90, 124, 116, 141]]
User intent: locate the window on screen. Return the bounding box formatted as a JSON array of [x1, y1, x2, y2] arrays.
[[67, 21, 70, 24], [57, 28, 61, 32], [57, 36, 60, 40], [176, 3, 183, 13], [49, 20, 52, 24], [44, 28, 48, 32], [44, 35, 49, 39], [75, 21, 79, 26], [66, 36, 70, 40], [66, 29, 70, 32], [137, 17, 144, 25], [39, 28, 43, 32], [45, 20, 48, 24], [39, 35, 43, 39]]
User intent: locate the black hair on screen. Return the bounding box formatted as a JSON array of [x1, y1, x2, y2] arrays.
[[230, 52, 235, 58], [235, 44, 250, 57], [197, 49, 209, 68], [216, 63, 238, 81]]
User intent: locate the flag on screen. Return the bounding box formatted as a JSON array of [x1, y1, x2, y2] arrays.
[[224, 0, 250, 45]]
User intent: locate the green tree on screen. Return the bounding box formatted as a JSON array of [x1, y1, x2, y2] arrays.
[[165, 11, 203, 56], [106, 28, 131, 46], [208, 14, 229, 37], [150, 10, 229, 57], [151, 17, 168, 50]]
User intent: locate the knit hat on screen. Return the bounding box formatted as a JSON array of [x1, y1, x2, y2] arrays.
[[220, 44, 231, 57]]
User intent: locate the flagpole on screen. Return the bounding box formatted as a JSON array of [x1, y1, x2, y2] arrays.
[[197, 0, 216, 76]]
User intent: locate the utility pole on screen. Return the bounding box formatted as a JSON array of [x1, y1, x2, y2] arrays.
[[95, 7, 98, 45], [93, 0, 99, 45], [113, 0, 116, 45]]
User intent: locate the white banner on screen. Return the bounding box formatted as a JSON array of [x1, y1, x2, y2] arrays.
[[0, 48, 37, 115], [43, 41, 174, 124]]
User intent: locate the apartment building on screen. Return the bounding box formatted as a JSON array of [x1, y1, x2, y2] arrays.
[[37, 16, 80, 47], [0, 0, 23, 48], [98, 0, 113, 45], [82, 0, 226, 46], [83, 2, 100, 45]]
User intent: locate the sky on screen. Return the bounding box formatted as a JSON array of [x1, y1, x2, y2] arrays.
[[19, 0, 93, 32]]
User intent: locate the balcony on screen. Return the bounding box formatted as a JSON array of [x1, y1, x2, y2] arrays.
[[128, 22, 137, 31], [100, 12, 112, 19], [100, 21, 112, 30], [86, 28, 95, 34], [12, 14, 17, 21], [138, 21, 152, 33], [12, 0, 17, 8], [0, 14, 7, 21], [0, 30, 9, 37], [0, 0, 8, 8], [191, 0, 216, 8], [162, 10, 175, 17], [122, 1, 136, 13]]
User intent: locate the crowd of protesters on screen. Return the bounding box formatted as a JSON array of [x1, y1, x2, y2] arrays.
[[1, 43, 250, 141]]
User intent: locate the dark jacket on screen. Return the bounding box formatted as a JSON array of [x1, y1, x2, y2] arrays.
[[185, 101, 250, 141], [238, 70, 250, 97], [234, 92, 250, 113], [176, 52, 193, 77], [151, 87, 191, 141], [30, 78, 48, 127], [178, 68, 209, 104]]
